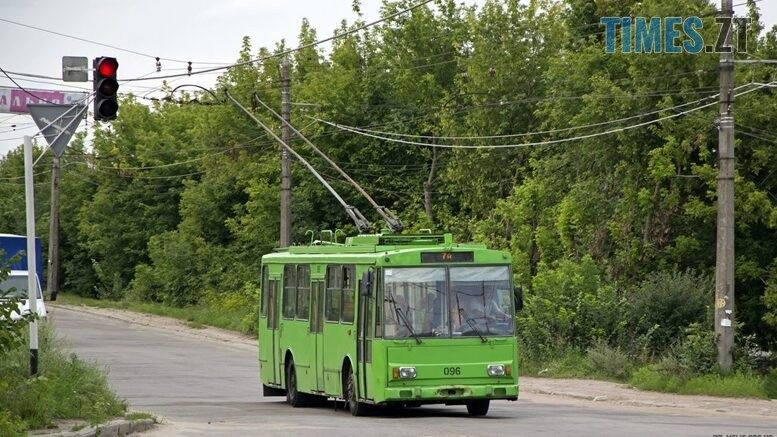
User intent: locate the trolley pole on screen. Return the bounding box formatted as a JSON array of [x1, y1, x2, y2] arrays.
[[715, 0, 735, 371], [280, 56, 292, 247]]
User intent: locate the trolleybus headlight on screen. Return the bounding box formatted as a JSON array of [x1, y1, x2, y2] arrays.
[[394, 366, 417, 379], [487, 364, 506, 377]]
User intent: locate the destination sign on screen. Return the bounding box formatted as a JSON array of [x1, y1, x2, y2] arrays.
[[420, 252, 474, 263]]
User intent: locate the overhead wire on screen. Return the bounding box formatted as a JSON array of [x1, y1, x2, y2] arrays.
[[0, 17, 231, 66], [309, 88, 727, 140], [123, 0, 435, 83], [313, 82, 770, 149]]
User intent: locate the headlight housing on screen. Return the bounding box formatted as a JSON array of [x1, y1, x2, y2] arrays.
[[393, 366, 417, 379], [487, 364, 507, 377]]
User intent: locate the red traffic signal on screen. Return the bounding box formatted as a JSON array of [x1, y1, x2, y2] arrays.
[[97, 57, 118, 77], [93, 57, 119, 121]]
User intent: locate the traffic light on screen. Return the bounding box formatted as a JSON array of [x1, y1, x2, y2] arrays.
[[93, 57, 119, 121]]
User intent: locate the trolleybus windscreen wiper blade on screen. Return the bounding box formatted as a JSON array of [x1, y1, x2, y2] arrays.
[[465, 317, 488, 343], [387, 293, 422, 344]]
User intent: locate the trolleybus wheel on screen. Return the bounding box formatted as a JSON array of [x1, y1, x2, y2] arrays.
[[345, 368, 368, 416], [465, 399, 490, 416], [286, 361, 308, 407]]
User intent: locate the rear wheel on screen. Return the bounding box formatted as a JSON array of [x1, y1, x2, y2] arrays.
[[286, 361, 308, 407], [465, 399, 490, 416], [345, 367, 368, 416]]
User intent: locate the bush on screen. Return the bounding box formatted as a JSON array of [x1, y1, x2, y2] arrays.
[[658, 323, 717, 377], [619, 269, 711, 356], [585, 341, 631, 380], [518, 256, 619, 360], [0, 410, 24, 437], [765, 368, 777, 399]]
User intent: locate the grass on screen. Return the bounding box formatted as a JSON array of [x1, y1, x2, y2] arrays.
[[58, 293, 258, 337], [523, 350, 773, 399], [0, 324, 127, 435], [630, 366, 769, 398], [124, 411, 156, 422]]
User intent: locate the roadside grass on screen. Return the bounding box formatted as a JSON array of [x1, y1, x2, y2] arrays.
[[0, 323, 127, 435], [630, 367, 768, 398], [59, 293, 258, 337], [125, 411, 156, 422], [523, 352, 772, 399]]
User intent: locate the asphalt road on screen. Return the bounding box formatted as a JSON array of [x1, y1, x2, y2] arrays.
[[52, 306, 777, 437]]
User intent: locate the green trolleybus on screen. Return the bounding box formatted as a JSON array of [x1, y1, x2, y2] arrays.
[[258, 232, 521, 416]]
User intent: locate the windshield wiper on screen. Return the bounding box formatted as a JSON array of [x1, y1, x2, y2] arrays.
[[465, 317, 488, 343], [386, 293, 422, 344]]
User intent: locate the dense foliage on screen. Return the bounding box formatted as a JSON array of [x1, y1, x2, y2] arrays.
[[1, 0, 775, 378]]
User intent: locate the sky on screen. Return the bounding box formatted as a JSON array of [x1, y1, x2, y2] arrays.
[[1, 0, 776, 156]]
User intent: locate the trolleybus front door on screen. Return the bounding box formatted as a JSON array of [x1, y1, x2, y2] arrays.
[[310, 280, 325, 392]]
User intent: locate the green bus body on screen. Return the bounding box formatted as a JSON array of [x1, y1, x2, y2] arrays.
[[258, 233, 519, 415]]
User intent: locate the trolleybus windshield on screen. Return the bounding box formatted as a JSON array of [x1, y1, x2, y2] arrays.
[[383, 265, 513, 339]]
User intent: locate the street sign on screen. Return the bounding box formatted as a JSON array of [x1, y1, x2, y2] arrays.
[[0, 86, 88, 115], [27, 104, 86, 157], [62, 56, 89, 82]]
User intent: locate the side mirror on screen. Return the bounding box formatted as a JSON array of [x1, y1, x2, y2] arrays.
[[514, 286, 524, 312], [360, 271, 374, 296]]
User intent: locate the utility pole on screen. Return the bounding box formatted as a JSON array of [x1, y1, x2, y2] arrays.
[[280, 57, 292, 247], [23, 136, 39, 376], [46, 156, 60, 301], [715, 0, 735, 372]]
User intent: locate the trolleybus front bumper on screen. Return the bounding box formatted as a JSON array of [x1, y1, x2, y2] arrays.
[[382, 383, 518, 403]]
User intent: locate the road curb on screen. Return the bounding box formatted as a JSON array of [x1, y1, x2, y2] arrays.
[[34, 418, 155, 437], [526, 387, 693, 409]]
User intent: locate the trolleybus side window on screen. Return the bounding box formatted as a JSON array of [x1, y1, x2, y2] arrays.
[[261, 265, 269, 317], [341, 265, 355, 323], [325, 265, 341, 321], [282, 264, 296, 319], [296, 265, 310, 320]]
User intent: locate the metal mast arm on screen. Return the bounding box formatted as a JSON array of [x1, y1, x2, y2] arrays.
[[225, 91, 371, 234], [253, 95, 404, 233]]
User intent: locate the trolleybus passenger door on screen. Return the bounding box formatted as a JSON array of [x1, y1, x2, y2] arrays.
[[357, 270, 374, 400], [267, 279, 280, 384], [311, 279, 325, 392]]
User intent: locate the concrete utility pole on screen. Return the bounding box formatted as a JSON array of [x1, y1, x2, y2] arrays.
[[280, 57, 292, 247], [715, 0, 735, 371], [46, 156, 60, 301], [23, 136, 39, 376]]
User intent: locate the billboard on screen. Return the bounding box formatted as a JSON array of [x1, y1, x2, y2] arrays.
[[0, 86, 88, 115]]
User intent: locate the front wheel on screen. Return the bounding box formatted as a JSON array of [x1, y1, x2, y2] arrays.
[[345, 368, 369, 416], [466, 399, 490, 416]]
